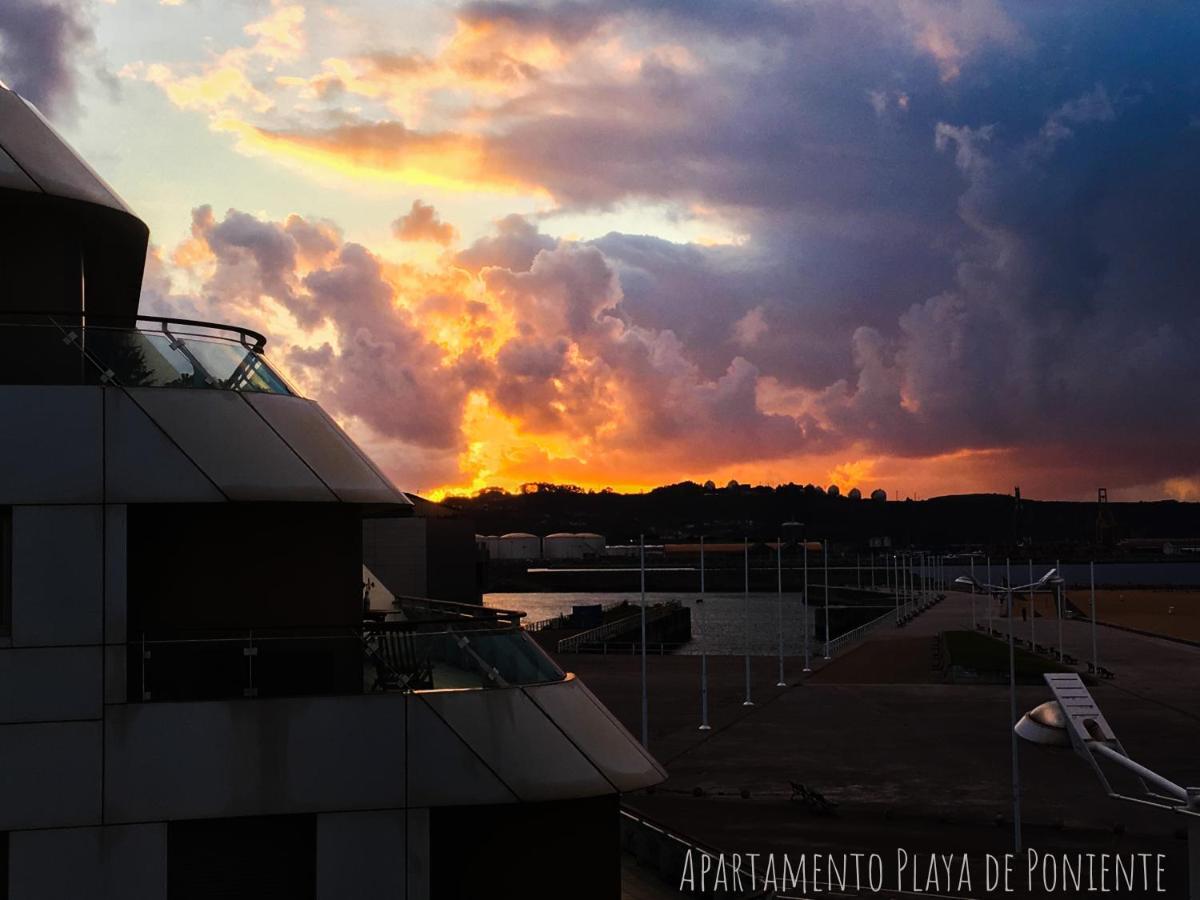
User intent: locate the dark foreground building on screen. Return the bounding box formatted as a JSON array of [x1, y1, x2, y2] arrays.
[[0, 82, 664, 899]]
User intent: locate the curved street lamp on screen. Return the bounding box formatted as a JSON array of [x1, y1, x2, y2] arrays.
[[1016, 673, 1200, 899], [955, 566, 1064, 853]]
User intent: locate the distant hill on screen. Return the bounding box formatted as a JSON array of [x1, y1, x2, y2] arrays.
[[442, 482, 1200, 557]]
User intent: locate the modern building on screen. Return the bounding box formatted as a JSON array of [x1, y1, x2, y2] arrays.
[[364, 493, 483, 605], [0, 84, 663, 899]]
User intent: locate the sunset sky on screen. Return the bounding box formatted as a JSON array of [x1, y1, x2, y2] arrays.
[[3, 0, 1200, 500]]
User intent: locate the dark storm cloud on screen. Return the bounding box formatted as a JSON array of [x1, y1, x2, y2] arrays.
[[147, 0, 1200, 494], [472, 1, 1200, 491], [0, 0, 94, 117]]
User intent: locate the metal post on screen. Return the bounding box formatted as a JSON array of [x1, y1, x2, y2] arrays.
[[905, 553, 912, 616], [803, 540, 811, 672], [1028, 558, 1035, 649], [856, 553, 861, 589], [871, 551, 876, 589], [1006, 558, 1022, 853], [743, 537, 753, 706], [1090, 560, 1098, 675], [699, 536, 710, 730], [970, 556, 977, 629], [776, 537, 786, 687], [823, 540, 831, 658], [1187, 791, 1200, 900], [894, 554, 900, 624], [640, 534, 648, 747], [1056, 558, 1064, 662], [986, 556, 993, 633]]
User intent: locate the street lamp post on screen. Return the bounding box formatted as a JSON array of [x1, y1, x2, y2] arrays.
[[776, 536, 786, 687], [1028, 558, 1035, 649], [1090, 560, 1099, 674], [986, 556, 993, 633], [802, 539, 811, 672], [1056, 558, 1065, 662], [957, 564, 1065, 856], [1016, 672, 1200, 899], [1006, 559, 1021, 852], [894, 554, 900, 625], [699, 536, 710, 731], [639, 533, 648, 748], [743, 537, 754, 706], [822, 540, 831, 659], [970, 556, 977, 629]]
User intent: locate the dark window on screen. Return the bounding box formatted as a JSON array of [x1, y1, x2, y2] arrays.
[[431, 795, 619, 900], [126, 503, 364, 701], [0, 507, 10, 636], [168, 815, 315, 900]]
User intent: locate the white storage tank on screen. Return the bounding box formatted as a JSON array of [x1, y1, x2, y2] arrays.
[[576, 532, 606, 557], [496, 532, 541, 559], [543, 532, 586, 559]]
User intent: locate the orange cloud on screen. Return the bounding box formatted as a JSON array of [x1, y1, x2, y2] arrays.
[[215, 117, 541, 195]]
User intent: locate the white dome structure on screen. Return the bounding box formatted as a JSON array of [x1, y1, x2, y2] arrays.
[[543, 532, 585, 559], [576, 532, 607, 555], [496, 532, 541, 559]]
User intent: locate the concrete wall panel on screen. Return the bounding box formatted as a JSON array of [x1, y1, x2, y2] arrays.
[[245, 395, 405, 504], [102, 390, 223, 503], [126, 388, 334, 502], [0, 647, 101, 723], [405, 698, 515, 808], [0, 721, 101, 829], [524, 675, 666, 793], [7, 824, 165, 900], [11, 505, 103, 646], [0, 387, 101, 504], [104, 694, 406, 823], [315, 810, 406, 900], [422, 688, 613, 802]]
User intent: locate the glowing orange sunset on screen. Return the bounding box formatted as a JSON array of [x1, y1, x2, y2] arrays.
[[9, 0, 1200, 503]]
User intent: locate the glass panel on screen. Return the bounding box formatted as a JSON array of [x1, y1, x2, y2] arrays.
[[180, 338, 291, 394], [84, 329, 198, 387]]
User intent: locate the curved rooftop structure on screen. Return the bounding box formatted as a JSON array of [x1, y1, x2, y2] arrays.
[[0, 83, 149, 319]]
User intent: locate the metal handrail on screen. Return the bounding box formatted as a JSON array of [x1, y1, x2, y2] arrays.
[[557, 601, 681, 653], [822, 608, 897, 658], [389, 594, 525, 622], [0, 309, 268, 351]]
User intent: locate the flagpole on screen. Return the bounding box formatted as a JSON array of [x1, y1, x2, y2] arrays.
[[639, 534, 648, 747], [699, 536, 710, 730], [742, 536, 754, 706]]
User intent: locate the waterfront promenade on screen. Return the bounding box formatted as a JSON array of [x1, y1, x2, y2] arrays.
[[580, 593, 1200, 897]]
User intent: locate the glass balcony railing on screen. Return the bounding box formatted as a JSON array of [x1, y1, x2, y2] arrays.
[[0, 311, 292, 393], [134, 597, 565, 702]]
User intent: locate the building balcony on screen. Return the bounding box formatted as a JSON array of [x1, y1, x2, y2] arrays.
[[0, 310, 291, 393], [134, 596, 564, 702]]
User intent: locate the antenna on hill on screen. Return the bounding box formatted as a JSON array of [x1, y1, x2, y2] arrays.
[[1096, 487, 1116, 549]]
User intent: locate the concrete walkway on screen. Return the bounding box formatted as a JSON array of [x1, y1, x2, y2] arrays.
[[566, 591, 1200, 898]]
